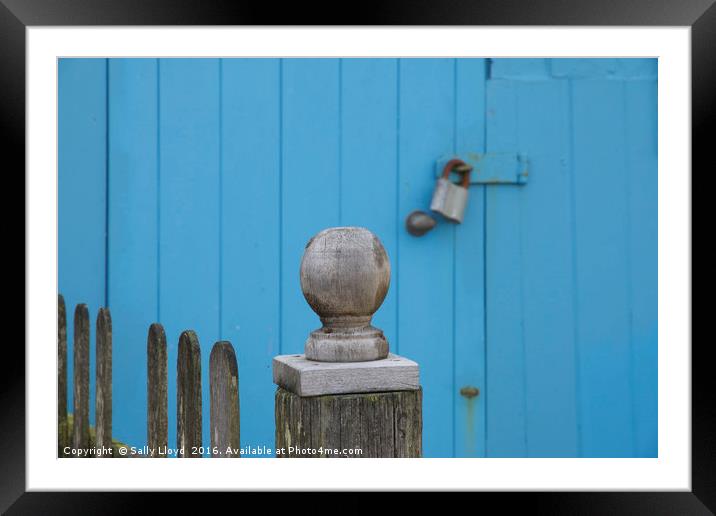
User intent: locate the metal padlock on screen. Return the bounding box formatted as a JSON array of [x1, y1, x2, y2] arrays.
[[430, 159, 473, 223]]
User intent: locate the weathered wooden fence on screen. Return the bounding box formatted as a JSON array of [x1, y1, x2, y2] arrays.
[[57, 294, 240, 458]]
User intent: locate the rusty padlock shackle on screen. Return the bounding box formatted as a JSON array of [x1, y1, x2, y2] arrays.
[[441, 159, 473, 188]]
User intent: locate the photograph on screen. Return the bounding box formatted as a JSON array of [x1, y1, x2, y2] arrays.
[[8, 10, 702, 508], [57, 57, 657, 460]]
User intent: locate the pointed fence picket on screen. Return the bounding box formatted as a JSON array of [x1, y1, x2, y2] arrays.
[[147, 323, 168, 457], [95, 307, 112, 454], [58, 295, 240, 458], [72, 304, 90, 453], [177, 330, 202, 458], [57, 295, 68, 457], [210, 342, 241, 457]]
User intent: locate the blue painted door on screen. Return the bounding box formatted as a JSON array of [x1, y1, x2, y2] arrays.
[[58, 58, 657, 457], [485, 59, 657, 457]]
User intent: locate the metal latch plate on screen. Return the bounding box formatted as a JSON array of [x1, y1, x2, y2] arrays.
[[435, 152, 529, 185]]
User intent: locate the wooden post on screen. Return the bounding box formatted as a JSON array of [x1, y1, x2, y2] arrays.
[[147, 323, 168, 457], [209, 341, 240, 457], [95, 307, 112, 456], [275, 387, 422, 458], [72, 304, 90, 453], [58, 295, 68, 457], [177, 330, 202, 457], [274, 227, 422, 458]]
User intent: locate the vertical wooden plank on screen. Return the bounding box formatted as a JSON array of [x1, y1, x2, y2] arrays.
[[339, 395, 360, 457], [315, 396, 341, 457], [274, 389, 287, 457], [275, 387, 297, 457], [160, 59, 221, 451], [221, 59, 280, 456], [485, 74, 580, 457], [484, 79, 527, 456], [210, 341, 240, 457], [515, 79, 579, 456], [95, 307, 113, 455], [298, 388, 312, 455], [454, 58, 487, 458], [571, 79, 634, 457], [377, 393, 395, 457], [58, 295, 68, 457], [340, 58, 398, 347], [72, 304, 90, 453], [394, 388, 423, 458], [58, 59, 107, 419], [147, 323, 168, 457], [107, 58, 159, 449], [358, 395, 377, 458], [281, 59, 341, 356], [625, 77, 658, 457], [177, 330, 202, 457], [397, 58, 456, 457]]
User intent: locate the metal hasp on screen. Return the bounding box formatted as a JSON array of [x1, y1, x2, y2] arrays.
[[407, 152, 529, 236], [435, 152, 529, 185]]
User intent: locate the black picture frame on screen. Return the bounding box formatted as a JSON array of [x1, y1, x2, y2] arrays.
[[6, 0, 704, 511]]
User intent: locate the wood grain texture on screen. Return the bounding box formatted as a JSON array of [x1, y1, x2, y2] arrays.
[[58, 295, 68, 457], [72, 304, 90, 453], [95, 307, 113, 455], [300, 227, 390, 362], [147, 323, 167, 457], [275, 387, 422, 458], [177, 330, 202, 457], [210, 341, 240, 457]]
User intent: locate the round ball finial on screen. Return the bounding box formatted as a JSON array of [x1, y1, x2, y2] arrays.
[[300, 227, 390, 362]]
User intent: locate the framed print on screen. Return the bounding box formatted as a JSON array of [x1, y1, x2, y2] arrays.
[[6, 0, 706, 510]]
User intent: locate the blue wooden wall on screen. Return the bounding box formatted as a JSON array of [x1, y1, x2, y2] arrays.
[[58, 58, 657, 457]]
